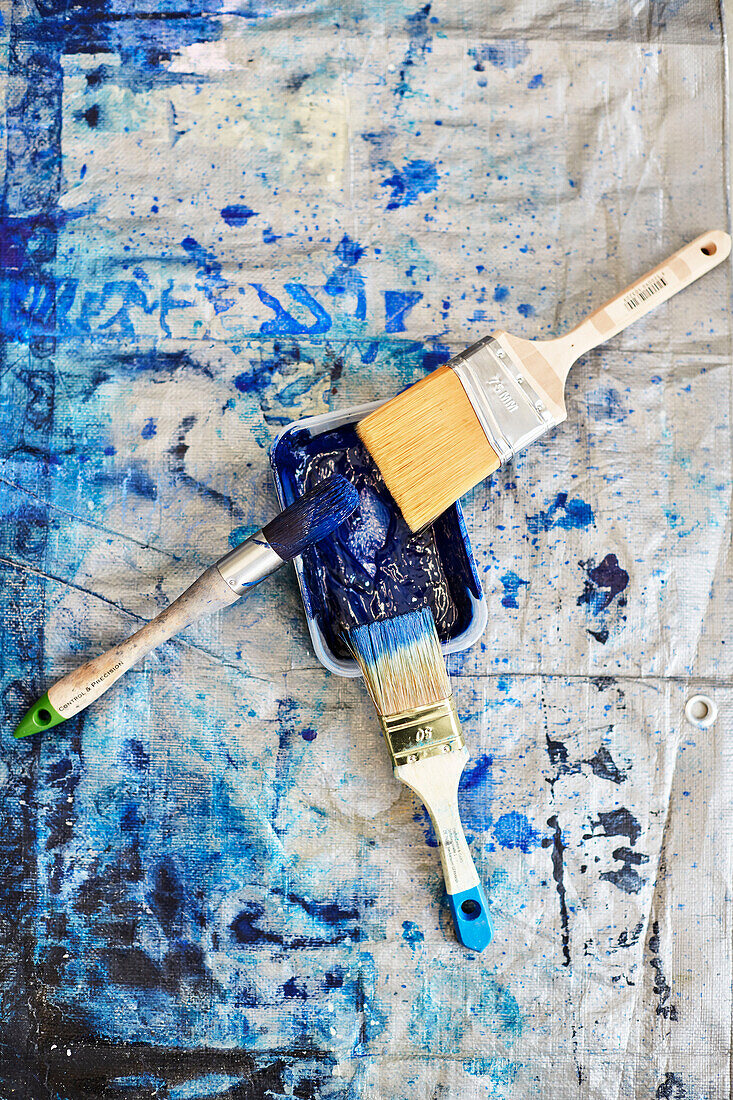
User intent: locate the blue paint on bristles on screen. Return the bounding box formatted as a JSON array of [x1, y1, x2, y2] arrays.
[[264, 474, 359, 560], [349, 608, 450, 717]]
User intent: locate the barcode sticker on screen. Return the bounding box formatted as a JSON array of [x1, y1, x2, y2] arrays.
[[623, 273, 668, 312]]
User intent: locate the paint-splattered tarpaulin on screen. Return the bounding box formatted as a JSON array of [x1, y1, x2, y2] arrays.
[[0, 0, 730, 1096]]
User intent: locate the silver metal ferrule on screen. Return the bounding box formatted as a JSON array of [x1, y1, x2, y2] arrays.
[[451, 336, 556, 463], [214, 532, 284, 595], [380, 697, 465, 767]]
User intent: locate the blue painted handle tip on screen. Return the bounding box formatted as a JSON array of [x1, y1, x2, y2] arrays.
[[447, 884, 493, 952]]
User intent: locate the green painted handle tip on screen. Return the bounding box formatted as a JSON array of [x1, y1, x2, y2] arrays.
[[13, 693, 65, 738]]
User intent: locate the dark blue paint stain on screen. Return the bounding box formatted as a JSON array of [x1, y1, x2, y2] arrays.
[[401, 919, 424, 948], [649, 922, 679, 1022], [220, 204, 257, 226], [492, 811, 544, 852], [270, 421, 482, 660], [586, 386, 625, 421], [543, 817, 571, 967], [457, 753, 494, 832], [141, 417, 157, 439], [469, 42, 530, 71], [148, 857, 184, 935], [527, 492, 594, 534], [381, 159, 438, 210], [122, 465, 158, 500], [324, 236, 367, 321], [394, 4, 433, 98], [181, 237, 234, 313], [656, 1073, 686, 1098], [233, 340, 314, 400], [578, 553, 629, 612], [119, 739, 150, 771], [384, 289, 423, 333], [300, 727, 317, 741], [335, 233, 365, 266], [528, 73, 544, 88], [251, 282, 331, 336], [586, 807, 642, 845], [83, 103, 100, 127], [231, 895, 362, 950], [262, 226, 281, 244], [500, 570, 528, 608], [421, 341, 451, 372], [517, 303, 535, 317], [545, 735, 628, 789], [493, 285, 509, 302], [599, 846, 649, 895]]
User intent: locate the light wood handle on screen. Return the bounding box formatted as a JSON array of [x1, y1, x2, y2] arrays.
[[47, 566, 239, 720], [395, 749, 479, 896], [555, 229, 731, 367]]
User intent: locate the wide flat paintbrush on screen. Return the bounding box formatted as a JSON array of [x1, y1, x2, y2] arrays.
[[348, 608, 492, 952], [14, 475, 359, 738], [358, 229, 731, 531]]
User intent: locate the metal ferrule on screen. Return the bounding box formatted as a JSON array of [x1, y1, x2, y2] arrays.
[[215, 532, 284, 595], [380, 696, 465, 767], [451, 336, 556, 463]]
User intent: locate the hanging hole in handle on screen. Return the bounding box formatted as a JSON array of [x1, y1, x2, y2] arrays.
[[460, 899, 482, 921], [37, 708, 52, 726], [701, 242, 717, 256]]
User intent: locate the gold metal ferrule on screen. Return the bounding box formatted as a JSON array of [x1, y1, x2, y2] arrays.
[[380, 696, 464, 767]]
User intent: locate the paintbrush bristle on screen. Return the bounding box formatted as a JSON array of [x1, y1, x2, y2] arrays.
[[348, 608, 451, 717], [263, 475, 359, 560], [357, 365, 501, 532]]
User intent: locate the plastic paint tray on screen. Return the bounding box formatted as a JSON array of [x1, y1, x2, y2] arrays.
[[270, 402, 487, 677]]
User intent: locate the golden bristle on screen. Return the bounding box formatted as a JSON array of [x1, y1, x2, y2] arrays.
[[348, 609, 450, 718], [357, 365, 501, 532]]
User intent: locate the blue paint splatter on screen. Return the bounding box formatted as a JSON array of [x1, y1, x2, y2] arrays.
[[493, 811, 544, 852], [458, 753, 494, 831], [586, 386, 625, 421], [578, 553, 629, 612], [469, 42, 530, 71], [181, 236, 234, 313], [384, 289, 423, 332], [381, 159, 438, 210], [500, 571, 528, 609], [528, 73, 544, 88], [493, 285, 509, 302], [300, 727, 317, 742], [335, 233, 365, 265], [220, 204, 257, 226], [526, 492, 594, 534], [517, 302, 535, 318], [141, 417, 156, 439], [401, 920, 424, 949]]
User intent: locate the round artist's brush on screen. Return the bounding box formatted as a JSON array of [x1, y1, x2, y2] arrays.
[[14, 476, 359, 739], [348, 608, 493, 952]]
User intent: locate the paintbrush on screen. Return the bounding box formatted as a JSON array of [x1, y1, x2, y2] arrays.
[[358, 229, 731, 531], [14, 475, 359, 739], [348, 608, 492, 952]]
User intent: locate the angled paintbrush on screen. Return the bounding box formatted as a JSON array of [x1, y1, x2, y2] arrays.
[[349, 608, 492, 952], [358, 230, 731, 531], [14, 475, 359, 738]]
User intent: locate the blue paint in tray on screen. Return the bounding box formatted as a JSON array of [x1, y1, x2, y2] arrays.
[[270, 403, 486, 675]]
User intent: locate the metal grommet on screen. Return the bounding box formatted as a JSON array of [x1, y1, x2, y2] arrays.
[[685, 694, 718, 729]]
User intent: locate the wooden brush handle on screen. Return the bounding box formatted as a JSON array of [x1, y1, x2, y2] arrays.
[[556, 229, 731, 365], [47, 566, 240, 721], [395, 748, 493, 951]]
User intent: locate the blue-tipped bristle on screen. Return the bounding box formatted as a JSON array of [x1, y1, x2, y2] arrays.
[[348, 608, 451, 716], [263, 475, 359, 561]]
